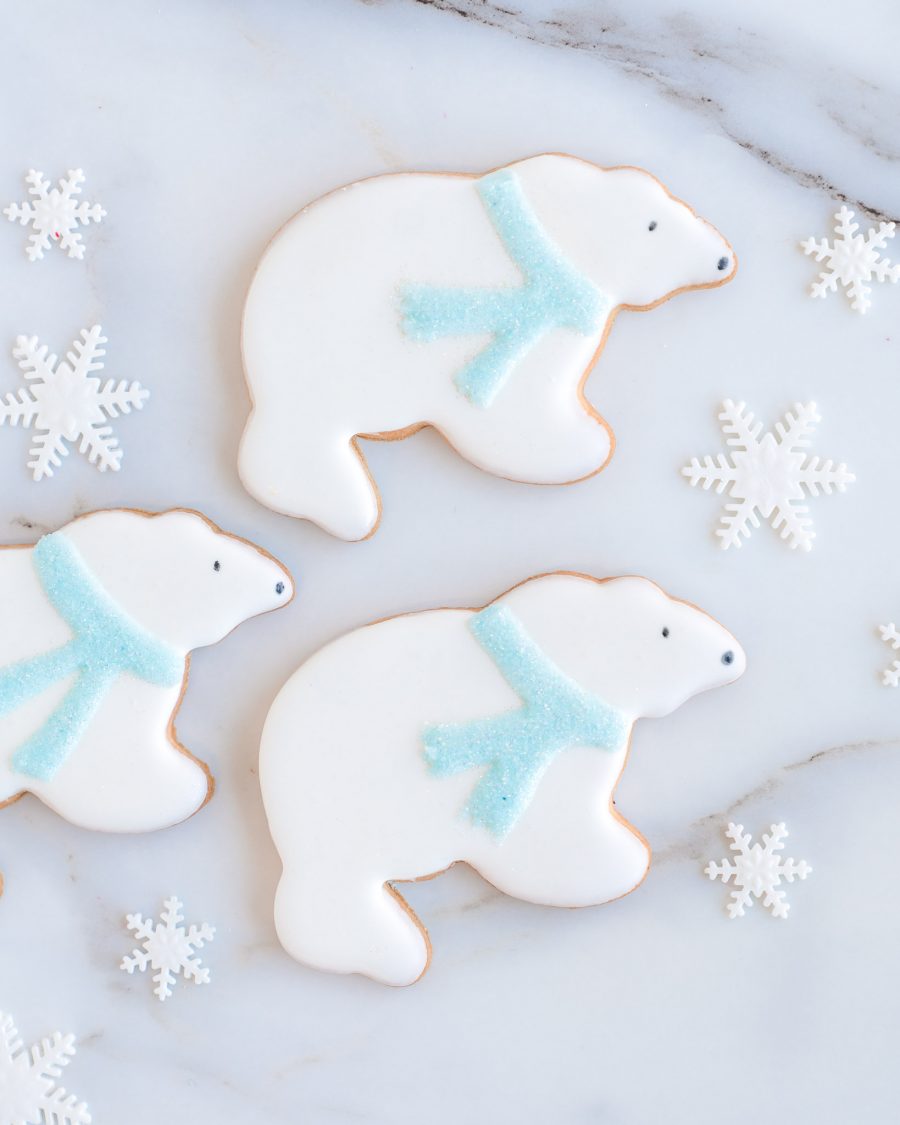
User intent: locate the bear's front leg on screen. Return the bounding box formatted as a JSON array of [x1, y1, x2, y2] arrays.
[[28, 680, 211, 833], [471, 800, 650, 909], [435, 331, 614, 486]]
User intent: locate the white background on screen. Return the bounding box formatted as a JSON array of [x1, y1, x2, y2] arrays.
[[0, 1, 898, 1121]]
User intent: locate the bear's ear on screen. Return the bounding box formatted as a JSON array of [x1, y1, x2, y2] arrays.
[[145, 509, 182, 529], [604, 574, 666, 603], [147, 508, 193, 526], [64, 507, 153, 542], [136, 509, 218, 549], [149, 508, 216, 534]]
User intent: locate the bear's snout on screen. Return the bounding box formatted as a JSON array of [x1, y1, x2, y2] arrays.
[[716, 638, 746, 684]]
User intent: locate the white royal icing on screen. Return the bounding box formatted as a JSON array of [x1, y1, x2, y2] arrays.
[[0, 509, 293, 832], [259, 573, 745, 985], [240, 154, 735, 540]]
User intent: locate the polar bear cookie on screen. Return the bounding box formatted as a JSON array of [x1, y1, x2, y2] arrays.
[[0, 509, 292, 833], [240, 153, 736, 540], [259, 572, 745, 985]]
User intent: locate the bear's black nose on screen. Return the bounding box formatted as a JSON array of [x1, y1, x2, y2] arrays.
[[721, 650, 734, 666], [717, 256, 730, 272], [275, 581, 285, 595]]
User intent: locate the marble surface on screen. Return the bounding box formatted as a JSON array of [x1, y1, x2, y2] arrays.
[[1, 0, 899, 1121]]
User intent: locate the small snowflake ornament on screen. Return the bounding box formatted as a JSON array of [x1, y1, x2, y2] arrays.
[[801, 205, 900, 313], [877, 623, 900, 686], [0, 1011, 91, 1125], [121, 895, 215, 1001], [4, 169, 106, 261], [682, 400, 855, 550], [0, 325, 148, 480], [706, 822, 811, 919]]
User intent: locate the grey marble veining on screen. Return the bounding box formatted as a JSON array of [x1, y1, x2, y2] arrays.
[[0, 1, 899, 1121], [409, 0, 900, 218]]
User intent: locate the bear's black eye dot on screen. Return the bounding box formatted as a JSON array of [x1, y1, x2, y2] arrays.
[[722, 650, 735, 665], [648, 220, 658, 231], [275, 581, 285, 595], [213, 560, 221, 572], [717, 256, 730, 271], [661, 627, 670, 638]]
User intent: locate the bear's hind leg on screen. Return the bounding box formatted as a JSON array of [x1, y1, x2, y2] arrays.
[[274, 865, 430, 986], [240, 409, 381, 540]]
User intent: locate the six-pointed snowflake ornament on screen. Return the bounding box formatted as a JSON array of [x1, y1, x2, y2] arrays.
[[877, 623, 900, 686], [121, 895, 215, 1002], [4, 169, 106, 262], [706, 822, 812, 919], [801, 205, 900, 313], [0, 325, 148, 480], [0, 1011, 91, 1125], [682, 400, 855, 550]]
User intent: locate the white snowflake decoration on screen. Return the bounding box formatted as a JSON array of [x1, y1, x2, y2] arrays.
[[877, 623, 900, 686], [121, 895, 215, 1002], [706, 822, 812, 919], [4, 169, 106, 261], [682, 400, 855, 550], [0, 1011, 91, 1125], [0, 325, 148, 480], [801, 205, 900, 313]]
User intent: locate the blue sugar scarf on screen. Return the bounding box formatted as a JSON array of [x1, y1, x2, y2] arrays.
[[400, 169, 608, 408], [0, 532, 184, 782], [423, 604, 628, 839]]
